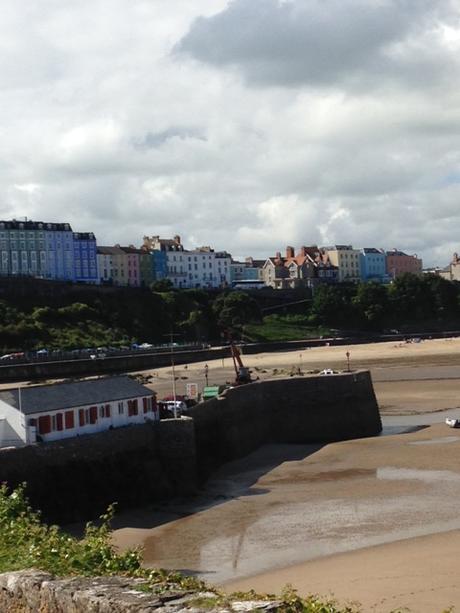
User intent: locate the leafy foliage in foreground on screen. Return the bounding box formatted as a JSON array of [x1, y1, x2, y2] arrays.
[[0, 483, 141, 576], [0, 484, 360, 611]]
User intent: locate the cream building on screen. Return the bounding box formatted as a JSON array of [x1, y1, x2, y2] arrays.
[[323, 245, 362, 282]]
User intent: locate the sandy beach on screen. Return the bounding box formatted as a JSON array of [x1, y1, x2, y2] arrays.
[[110, 337, 460, 612]]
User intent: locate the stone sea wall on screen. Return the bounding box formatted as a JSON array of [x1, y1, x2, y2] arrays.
[[0, 418, 196, 524], [186, 370, 381, 480]]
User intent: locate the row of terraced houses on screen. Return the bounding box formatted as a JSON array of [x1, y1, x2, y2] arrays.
[[0, 219, 426, 289]]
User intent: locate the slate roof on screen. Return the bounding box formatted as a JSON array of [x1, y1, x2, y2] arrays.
[[362, 248, 383, 254], [97, 246, 125, 255], [0, 220, 72, 231], [0, 376, 152, 416]]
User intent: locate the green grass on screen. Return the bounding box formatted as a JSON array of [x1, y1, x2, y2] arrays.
[[244, 314, 332, 342]]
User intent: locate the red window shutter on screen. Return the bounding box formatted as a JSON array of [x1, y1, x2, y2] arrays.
[[105, 404, 111, 418], [65, 411, 74, 429], [143, 398, 147, 413], [79, 409, 85, 427], [89, 406, 97, 424], [133, 399, 138, 415], [56, 413, 63, 431], [38, 415, 51, 435]]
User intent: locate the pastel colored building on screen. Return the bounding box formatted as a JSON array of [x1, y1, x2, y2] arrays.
[[360, 248, 388, 282], [120, 246, 142, 287], [0, 376, 157, 448], [0, 220, 73, 280], [0, 220, 98, 283], [231, 258, 263, 284], [323, 245, 361, 282], [97, 246, 124, 285], [73, 232, 98, 283], [386, 249, 423, 279], [97, 245, 142, 286], [143, 235, 231, 289], [439, 253, 460, 282], [152, 250, 167, 280]]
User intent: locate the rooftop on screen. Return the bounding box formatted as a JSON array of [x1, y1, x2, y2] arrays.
[[0, 376, 152, 416], [0, 220, 73, 231]]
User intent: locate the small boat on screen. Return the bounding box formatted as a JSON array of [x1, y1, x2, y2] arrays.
[[445, 418, 460, 428]]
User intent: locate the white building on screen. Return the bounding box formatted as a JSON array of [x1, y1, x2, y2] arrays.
[[0, 376, 157, 448], [167, 247, 231, 289]]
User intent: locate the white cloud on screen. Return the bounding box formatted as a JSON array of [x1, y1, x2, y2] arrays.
[[0, 0, 460, 266]]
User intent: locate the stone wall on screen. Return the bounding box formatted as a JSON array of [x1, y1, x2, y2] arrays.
[[0, 570, 280, 612], [0, 418, 196, 523], [186, 371, 381, 480]]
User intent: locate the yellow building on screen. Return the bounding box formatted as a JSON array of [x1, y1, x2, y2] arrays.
[[324, 245, 361, 282]]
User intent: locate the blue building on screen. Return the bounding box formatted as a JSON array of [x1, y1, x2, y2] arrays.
[[152, 250, 167, 280], [73, 232, 98, 283], [0, 220, 98, 283], [360, 248, 388, 282]]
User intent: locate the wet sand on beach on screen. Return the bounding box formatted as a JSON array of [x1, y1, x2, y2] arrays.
[[113, 423, 460, 612], [224, 530, 460, 612], [109, 338, 460, 612]]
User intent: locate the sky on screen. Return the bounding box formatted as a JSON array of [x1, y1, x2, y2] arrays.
[[2, 0, 460, 266]]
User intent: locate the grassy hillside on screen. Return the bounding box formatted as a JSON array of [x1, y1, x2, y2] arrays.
[[244, 314, 332, 342]]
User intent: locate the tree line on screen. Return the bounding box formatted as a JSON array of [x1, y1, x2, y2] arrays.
[[0, 273, 458, 351]]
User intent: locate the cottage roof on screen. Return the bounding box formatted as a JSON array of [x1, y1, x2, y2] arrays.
[[0, 376, 152, 416]]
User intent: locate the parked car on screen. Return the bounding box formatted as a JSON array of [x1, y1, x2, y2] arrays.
[[320, 369, 335, 375], [139, 343, 153, 349]]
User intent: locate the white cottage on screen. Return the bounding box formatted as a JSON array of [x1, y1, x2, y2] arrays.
[[0, 376, 158, 448]]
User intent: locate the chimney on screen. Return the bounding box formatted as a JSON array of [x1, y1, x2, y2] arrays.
[[299, 246, 307, 257], [286, 246, 294, 258], [174, 235, 181, 244]]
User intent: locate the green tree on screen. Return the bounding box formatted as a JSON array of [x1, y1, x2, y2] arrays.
[[150, 278, 173, 292], [212, 291, 262, 333], [310, 284, 356, 327], [352, 282, 389, 330]]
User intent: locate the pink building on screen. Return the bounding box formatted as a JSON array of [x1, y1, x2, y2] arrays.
[[386, 249, 422, 278], [121, 246, 142, 287]]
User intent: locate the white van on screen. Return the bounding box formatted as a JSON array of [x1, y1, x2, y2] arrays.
[[161, 400, 187, 417]]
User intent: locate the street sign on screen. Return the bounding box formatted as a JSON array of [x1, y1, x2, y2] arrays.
[[186, 383, 199, 399]]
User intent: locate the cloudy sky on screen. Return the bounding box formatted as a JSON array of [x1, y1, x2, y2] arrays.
[[2, 0, 460, 265]]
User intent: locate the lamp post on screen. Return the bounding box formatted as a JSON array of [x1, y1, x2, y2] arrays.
[[204, 363, 209, 387], [164, 331, 181, 418], [346, 351, 351, 372]]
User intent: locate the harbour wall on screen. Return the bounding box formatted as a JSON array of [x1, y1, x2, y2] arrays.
[[0, 418, 196, 523], [186, 370, 381, 480], [0, 371, 380, 523]]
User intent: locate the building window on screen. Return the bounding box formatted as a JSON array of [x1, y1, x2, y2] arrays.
[[128, 399, 138, 416], [65, 411, 74, 429], [118, 401, 124, 414]]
